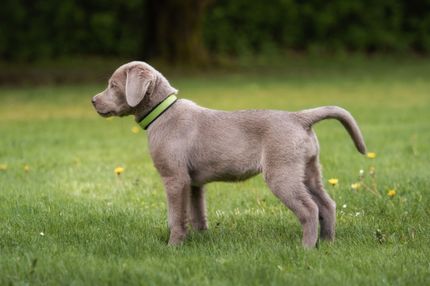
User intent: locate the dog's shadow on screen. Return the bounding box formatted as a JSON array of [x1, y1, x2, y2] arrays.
[[159, 216, 303, 248]]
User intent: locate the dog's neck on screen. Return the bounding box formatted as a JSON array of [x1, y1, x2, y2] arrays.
[[134, 73, 177, 123]]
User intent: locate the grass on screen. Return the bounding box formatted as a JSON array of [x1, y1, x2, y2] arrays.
[[1, 57, 430, 285]]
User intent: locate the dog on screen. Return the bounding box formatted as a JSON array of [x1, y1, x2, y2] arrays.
[[92, 61, 366, 248]]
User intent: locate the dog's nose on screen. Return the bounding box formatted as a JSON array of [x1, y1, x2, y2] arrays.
[[91, 97, 96, 105]]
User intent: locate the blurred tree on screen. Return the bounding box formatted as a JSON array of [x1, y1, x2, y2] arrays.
[[146, 0, 212, 64], [1, 0, 430, 63]]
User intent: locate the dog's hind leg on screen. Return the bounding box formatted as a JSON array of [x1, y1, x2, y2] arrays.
[[264, 163, 319, 248], [304, 157, 336, 241], [188, 186, 208, 231]]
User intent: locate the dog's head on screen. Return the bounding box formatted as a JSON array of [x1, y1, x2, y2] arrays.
[[92, 61, 164, 117]]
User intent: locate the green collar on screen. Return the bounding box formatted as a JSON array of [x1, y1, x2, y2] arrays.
[[138, 94, 178, 130]]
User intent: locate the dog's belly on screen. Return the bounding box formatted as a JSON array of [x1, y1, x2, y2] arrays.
[[188, 123, 265, 185], [190, 168, 261, 186], [189, 156, 262, 186]]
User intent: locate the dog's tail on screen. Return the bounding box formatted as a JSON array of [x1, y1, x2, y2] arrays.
[[295, 106, 367, 154]]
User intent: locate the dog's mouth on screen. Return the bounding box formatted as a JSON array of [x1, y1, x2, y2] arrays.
[[97, 110, 113, 117]]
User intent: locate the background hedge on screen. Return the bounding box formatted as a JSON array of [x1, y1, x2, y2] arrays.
[[1, 0, 429, 62]]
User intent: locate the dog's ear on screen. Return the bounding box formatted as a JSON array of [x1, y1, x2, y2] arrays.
[[125, 66, 155, 107]]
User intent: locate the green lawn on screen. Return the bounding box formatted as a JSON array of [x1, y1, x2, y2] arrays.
[[1, 58, 430, 285]]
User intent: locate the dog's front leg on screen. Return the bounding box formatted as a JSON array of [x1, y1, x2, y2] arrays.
[[189, 186, 208, 231], [162, 175, 190, 245]]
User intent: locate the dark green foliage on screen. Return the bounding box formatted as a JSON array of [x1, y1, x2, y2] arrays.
[[0, 0, 146, 60], [204, 0, 430, 55], [1, 0, 430, 61]]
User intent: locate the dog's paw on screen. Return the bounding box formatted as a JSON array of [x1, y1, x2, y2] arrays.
[[168, 232, 187, 246]]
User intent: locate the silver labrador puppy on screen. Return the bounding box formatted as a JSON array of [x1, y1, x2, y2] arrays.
[[92, 61, 366, 248]]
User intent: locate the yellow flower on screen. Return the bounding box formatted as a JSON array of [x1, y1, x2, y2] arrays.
[[351, 183, 361, 191], [106, 117, 113, 121], [23, 164, 30, 172], [0, 164, 7, 171], [387, 189, 396, 197], [367, 152, 377, 159], [114, 166, 124, 176], [131, 126, 140, 134], [328, 178, 339, 186]]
